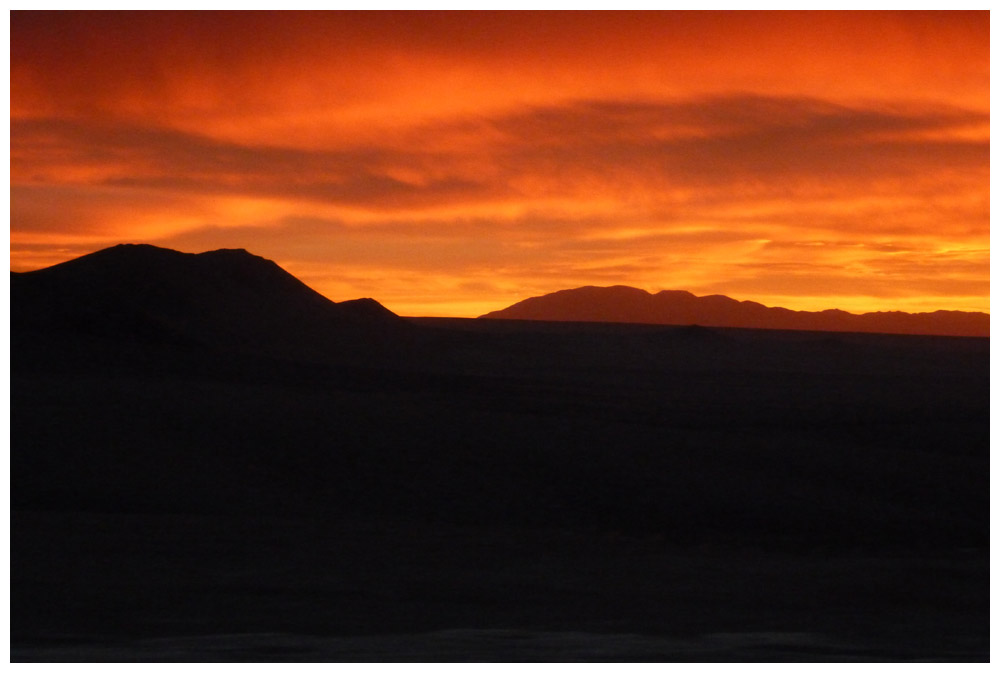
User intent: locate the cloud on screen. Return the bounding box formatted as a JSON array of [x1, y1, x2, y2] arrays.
[[13, 11, 988, 139], [479, 97, 987, 202], [12, 118, 501, 210], [12, 95, 987, 221], [10, 89, 989, 315]]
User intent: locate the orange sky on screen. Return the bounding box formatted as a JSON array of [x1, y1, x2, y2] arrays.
[[10, 11, 990, 316]]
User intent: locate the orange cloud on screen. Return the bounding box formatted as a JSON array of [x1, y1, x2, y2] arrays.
[[9, 11, 990, 317]]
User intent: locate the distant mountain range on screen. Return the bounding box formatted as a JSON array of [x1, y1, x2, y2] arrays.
[[480, 285, 989, 337]]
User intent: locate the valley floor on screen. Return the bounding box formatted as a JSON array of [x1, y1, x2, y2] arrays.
[[12, 510, 988, 662], [12, 319, 989, 661]]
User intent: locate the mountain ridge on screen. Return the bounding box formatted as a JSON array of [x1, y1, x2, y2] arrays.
[[12, 243, 406, 365], [480, 285, 989, 337]]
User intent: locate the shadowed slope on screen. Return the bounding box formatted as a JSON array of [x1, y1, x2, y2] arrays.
[[480, 285, 989, 337]]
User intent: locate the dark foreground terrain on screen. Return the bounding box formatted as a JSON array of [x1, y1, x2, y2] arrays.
[[11, 247, 989, 661], [12, 511, 986, 661]]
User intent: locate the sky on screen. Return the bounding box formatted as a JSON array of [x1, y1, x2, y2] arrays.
[[10, 11, 990, 317]]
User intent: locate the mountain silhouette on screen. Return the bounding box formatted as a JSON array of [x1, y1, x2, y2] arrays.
[[479, 285, 989, 337], [12, 243, 406, 365], [11, 246, 988, 659]]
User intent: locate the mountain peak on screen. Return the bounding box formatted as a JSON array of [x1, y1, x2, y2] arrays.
[[198, 246, 253, 258], [655, 289, 697, 299], [117, 244, 270, 264], [35, 243, 271, 274]]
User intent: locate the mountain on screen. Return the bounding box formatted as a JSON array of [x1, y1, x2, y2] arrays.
[[11, 246, 989, 659], [12, 244, 406, 367], [479, 285, 989, 337]]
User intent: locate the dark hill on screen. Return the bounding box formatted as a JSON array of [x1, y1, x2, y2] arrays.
[[12, 243, 406, 367], [480, 285, 989, 337]]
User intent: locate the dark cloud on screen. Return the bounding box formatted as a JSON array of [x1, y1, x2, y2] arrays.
[[13, 95, 986, 220], [761, 240, 916, 253], [12, 117, 501, 209], [481, 96, 987, 195], [10, 183, 199, 234]]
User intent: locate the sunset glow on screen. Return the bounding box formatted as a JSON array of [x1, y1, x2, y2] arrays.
[[10, 11, 990, 316]]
